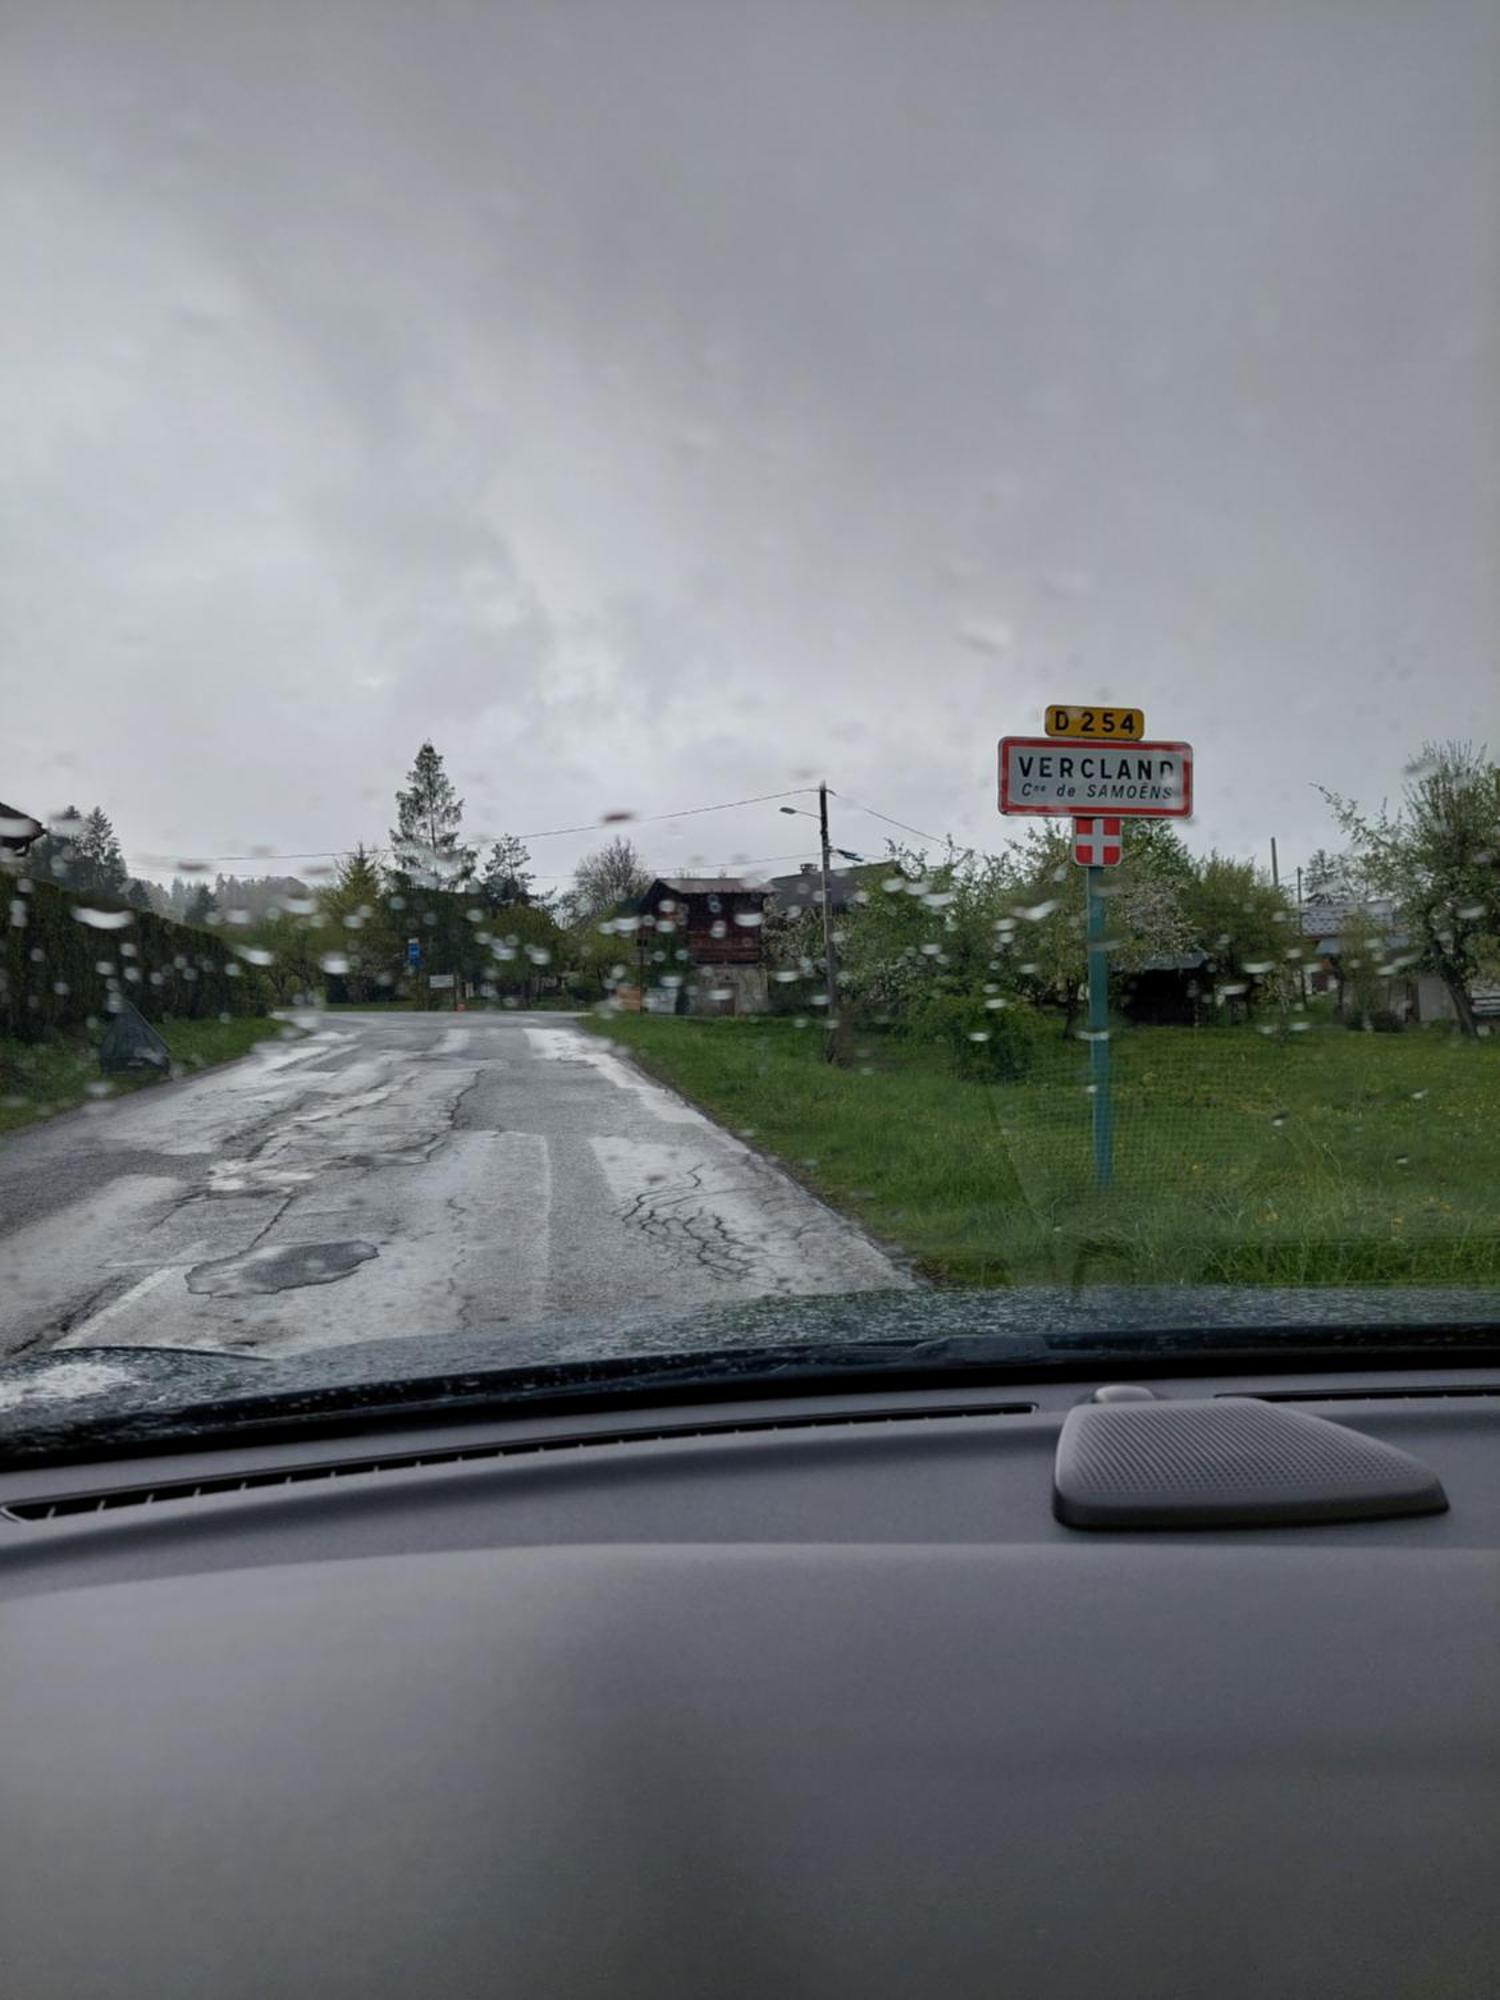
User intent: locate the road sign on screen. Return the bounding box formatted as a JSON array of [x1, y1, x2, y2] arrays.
[[429, 973, 455, 990], [406, 937, 421, 968], [1045, 705, 1144, 740], [1073, 817, 1122, 867], [998, 737, 1192, 818]]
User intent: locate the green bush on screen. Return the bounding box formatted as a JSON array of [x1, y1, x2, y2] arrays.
[[1, 873, 270, 1041], [908, 989, 1045, 1081]]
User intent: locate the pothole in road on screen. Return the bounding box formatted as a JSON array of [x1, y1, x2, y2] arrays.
[[186, 1240, 379, 1297]]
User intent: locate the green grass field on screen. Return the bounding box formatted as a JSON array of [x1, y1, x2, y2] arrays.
[[590, 1014, 1500, 1287], [0, 1016, 287, 1137]]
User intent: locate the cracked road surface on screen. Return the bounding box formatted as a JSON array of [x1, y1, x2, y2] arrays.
[[0, 1012, 910, 1362]]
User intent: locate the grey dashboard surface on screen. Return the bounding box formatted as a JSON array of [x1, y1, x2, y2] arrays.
[[2, 1370, 1498, 1999]]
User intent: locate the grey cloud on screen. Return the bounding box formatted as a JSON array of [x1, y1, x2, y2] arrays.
[[2, 0, 1496, 885]]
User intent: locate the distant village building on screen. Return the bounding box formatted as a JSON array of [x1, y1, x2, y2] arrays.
[[0, 800, 44, 860], [634, 878, 770, 1015], [1119, 950, 1209, 1027], [764, 862, 876, 916], [1298, 891, 1498, 1024]]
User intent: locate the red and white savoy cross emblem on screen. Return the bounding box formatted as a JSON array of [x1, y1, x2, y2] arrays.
[[1072, 817, 1122, 867]]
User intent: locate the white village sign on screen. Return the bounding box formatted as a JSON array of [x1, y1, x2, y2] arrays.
[[998, 737, 1192, 817]]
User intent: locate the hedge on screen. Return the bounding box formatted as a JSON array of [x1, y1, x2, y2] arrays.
[[1, 873, 271, 1041]]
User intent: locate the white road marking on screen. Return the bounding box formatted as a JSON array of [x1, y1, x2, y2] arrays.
[[523, 1027, 704, 1125], [0, 1176, 190, 1350], [58, 1263, 182, 1346], [433, 1028, 471, 1055]]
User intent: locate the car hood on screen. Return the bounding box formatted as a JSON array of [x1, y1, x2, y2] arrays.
[[3, 1284, 1500, 1462]]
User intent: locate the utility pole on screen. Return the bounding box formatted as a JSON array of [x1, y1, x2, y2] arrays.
[[1085, 866, 1112, 1189], [818, 782, 841, 1059], [1270, 836, 1280, 889]]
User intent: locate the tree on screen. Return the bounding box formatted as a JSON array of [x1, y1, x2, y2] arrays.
[[239, 909, 324, 1005], [572, 836, 649, 918], [39, 806, 87, 890], [388, 742, 485, 1001], [38, 804, 132, 899], [1303, 847, 1351, 900], [391, 741, 473, 883], [1180, 854, 1296, 1009], [184, 883, 216, 925], [1002, 822, 1197, 1029], [1335, 903, 1401, 1028], [210, 874, 313, 924], [833, 826, 1195, 1033], [484, 904, 566, 1003], [480, 834, 534, 910], [78, 808, 128, 898], [317, 846, 400, 1001], [1322, 741, 1500, 1037]]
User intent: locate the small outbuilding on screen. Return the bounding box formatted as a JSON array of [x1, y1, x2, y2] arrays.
[[635, 877, 770, 1015]]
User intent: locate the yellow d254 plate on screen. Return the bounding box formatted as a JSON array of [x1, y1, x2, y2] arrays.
[[1045, 705, 1145, 740]]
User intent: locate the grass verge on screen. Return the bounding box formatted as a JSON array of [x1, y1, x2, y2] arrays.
[[588, 1014, 1500, 1287], [0, 1016, 287, 1137]]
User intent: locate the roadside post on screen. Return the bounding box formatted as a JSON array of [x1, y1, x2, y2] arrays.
[[998, 715, 1193, 1191], [1075, 818, 1122, 1187]]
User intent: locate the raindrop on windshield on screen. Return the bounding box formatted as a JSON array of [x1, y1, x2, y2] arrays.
[[956, 618, 1015, 656], [71, 907, 134, 930]]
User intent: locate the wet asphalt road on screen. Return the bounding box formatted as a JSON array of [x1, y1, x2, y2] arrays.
[[0, 1012, 909, 1362]]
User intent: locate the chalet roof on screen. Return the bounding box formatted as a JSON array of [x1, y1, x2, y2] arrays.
[[764, 866, 873, 912], [1300, 892, 1408, 955], [1136, 950, 1209, 973], [645, 877, 767, 898], [0, 800, 44, 851]]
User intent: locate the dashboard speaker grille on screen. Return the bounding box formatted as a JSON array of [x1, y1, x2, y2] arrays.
[[1054, 1396, 1448, 1529]]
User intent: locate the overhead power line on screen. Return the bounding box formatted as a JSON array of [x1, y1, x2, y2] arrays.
[[514, 788, 816, 841], [118, 786, 954, 874], [829, 791, 948, 846], [121, 787, 822, 869]]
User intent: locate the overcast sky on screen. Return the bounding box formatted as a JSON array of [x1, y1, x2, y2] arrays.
[[3, 0, 1496, 892]]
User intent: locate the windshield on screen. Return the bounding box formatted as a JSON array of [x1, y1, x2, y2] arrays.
[[3, 1, 1498, 1436]]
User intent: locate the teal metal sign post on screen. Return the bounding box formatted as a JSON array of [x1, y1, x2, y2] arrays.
[[1085, 865, 1113, 1190]]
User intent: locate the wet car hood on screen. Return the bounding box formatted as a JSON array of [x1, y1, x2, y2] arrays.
[[4, 1284, 1500, 1462]]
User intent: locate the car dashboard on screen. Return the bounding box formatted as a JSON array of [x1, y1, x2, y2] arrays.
[[2, 1358, 1498, 1998]]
